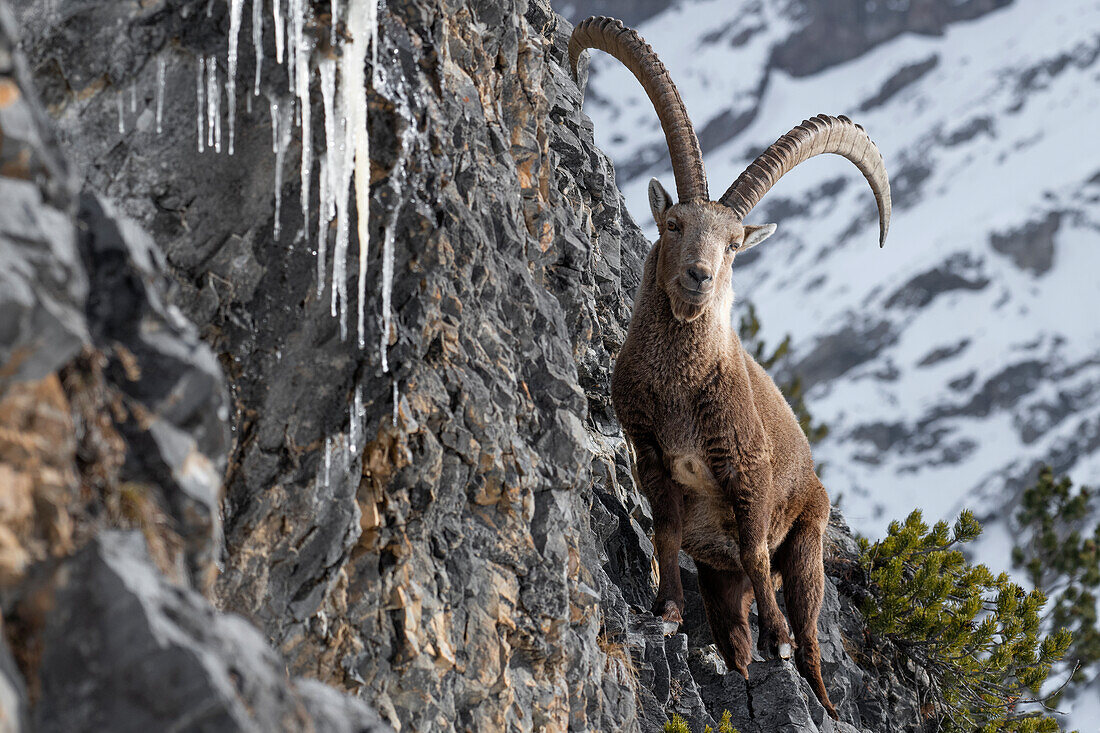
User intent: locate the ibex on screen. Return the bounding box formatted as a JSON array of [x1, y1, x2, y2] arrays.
[[569, 17, 892, 718]]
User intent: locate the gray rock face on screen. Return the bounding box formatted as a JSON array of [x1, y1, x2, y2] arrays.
[[3, 0, 935, 730], [0, 5, 389, 730], [30, 531, 391, 733], [990, 211, 1061, 276], [0, 173, 87, 385], [769, 0, 1013, 78], [0, 3, 83, 387]]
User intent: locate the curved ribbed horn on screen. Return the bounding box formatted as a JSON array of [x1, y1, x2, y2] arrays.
[[719, 114, 891, 247], [569, 16, 709, 203]]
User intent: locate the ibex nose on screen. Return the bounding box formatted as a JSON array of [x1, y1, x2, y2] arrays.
[[685, 265, 713, 289]]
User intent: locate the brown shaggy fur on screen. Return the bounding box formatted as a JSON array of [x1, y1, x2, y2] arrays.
[[611, 183, 838, 719]]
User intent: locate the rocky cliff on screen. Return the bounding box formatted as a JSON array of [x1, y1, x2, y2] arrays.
[[2, 1, 928, 731]]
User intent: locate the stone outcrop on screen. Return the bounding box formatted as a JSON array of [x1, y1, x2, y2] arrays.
[[0, 7, 390, 730], [1, 0, 931, 731]]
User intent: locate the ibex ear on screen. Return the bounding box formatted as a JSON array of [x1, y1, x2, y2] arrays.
[[740, 223, 777, 251], [649, 178, 673, 226]]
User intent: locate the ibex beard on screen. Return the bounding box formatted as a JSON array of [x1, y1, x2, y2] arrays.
[[570, 16, 893, 722]]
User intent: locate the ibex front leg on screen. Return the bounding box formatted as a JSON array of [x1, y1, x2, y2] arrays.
[[631, 433, 685, 625], [708, 437, 793, 660]]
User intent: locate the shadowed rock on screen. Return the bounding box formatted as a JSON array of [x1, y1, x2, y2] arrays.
[[26, 532, 391, 733]]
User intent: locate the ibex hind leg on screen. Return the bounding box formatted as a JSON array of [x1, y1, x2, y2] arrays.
[[776, 481, 838, 720], [696, 560, 754, 678]]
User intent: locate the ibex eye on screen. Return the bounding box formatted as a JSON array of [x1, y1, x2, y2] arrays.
[[666, 220, 679, 232]]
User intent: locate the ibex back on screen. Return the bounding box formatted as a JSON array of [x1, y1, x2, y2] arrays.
[[570, 16, 892, 720]]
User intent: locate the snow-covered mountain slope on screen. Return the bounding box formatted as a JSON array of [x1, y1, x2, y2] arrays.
[[568, 0, 1100, 545]]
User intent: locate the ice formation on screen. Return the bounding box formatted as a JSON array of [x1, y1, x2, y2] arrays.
[[345, 0, 377, 349], [318, 58, 337, 301], [272, 0, 285, 66], [324, 435, 333, 488], [156, 58, 166, 134], [252, 0, 264, 96], [196, 56, 205, 152], [227, 0, 244, 154], [271, 99, 292, 240], [380, 125, 412, 374], [392, 380, 399, 427], [206, 56, 220, 153], [349, 385, 363, 452], [269, 98, 279, 154], [210, 1, 386, 475]]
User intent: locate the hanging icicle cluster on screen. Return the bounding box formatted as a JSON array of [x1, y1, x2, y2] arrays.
[[171, 0, 379, 353], [125, 1, 389, 475], [122, 2, 385, 359], [243, 0, 380, 354]]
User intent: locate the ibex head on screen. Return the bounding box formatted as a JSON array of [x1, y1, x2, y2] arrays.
[[647, 183, 776, 322], [569, 17, 892, 323]]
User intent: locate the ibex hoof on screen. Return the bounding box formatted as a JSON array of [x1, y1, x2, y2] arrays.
[[757, 627, 794, 661], [654, 600, 683, 635]]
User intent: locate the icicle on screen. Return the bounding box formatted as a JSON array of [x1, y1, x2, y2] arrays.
[[227, 0, 244, 156], [370, 0, 379, 84], [345, 396, 357, 456], [270, 98, 279, 153], [252, 0, 264, 96], [272, 0, 285, 65], [196, 57, 205, 152], [319, 57, 346, 329], [320, 59, 338, 222], [116, 93, 125, 134], [330, 0, 338, 46], [354, 148, 370, 350], [129, 82, 137, 113], [344, 0, 375, 349], [349, 385, 362, 450], [380, 127, 413, 373], [317, 156, 330, 298], [292, 0, 313, 235], [323, 435, 332, 488], [206, 57, 216, 151], [287, 17, 296, 119], [340, 111, 358, 341], [272, 99, 293, 240], [379, 212, 396, 373], [392, 380, 399, 427], [332, 115, 354, 342], [155, 58, 166, 135], [214, 60, 223, 153]]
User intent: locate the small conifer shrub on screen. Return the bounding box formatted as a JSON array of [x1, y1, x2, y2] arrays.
[[662, 710, 738, 733], [858, 510, 1072, 732], [1012, 467, 1100, 692]]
